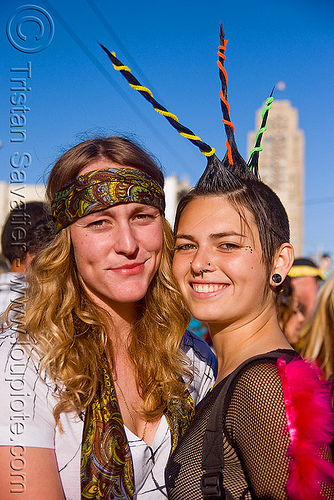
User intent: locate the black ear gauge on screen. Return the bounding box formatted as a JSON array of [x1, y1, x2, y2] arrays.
[[272, 273, 282, 284]]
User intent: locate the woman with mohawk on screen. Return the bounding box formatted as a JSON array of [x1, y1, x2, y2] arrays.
[[102, 23, 334, 498], [164, 27, 334, 499]]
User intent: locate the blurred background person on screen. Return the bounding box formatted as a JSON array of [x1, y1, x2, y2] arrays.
[[24, 215, 55, 269], [319, 253, 332, 280], [0, 254, 8, 275], [276, 276, 305, 347], [301, 274, 334, 380], [288, 257, 326, 345], [187, 317, 212, 348], [0, 201, 50, 313]]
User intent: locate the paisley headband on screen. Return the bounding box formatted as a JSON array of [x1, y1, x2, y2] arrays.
[[51, 167, 165, 233]]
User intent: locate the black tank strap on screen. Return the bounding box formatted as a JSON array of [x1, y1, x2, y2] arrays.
[[201, 351, 286, 499]]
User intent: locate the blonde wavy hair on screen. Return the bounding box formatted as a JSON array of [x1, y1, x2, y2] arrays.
[[301, 274, 334, 379], [3, 136, 191, 424]]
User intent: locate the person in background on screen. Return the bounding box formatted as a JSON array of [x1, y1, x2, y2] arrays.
[[289, 257, 325, 323], [0, 253, 9, 274], [24, 215, 55, 269], [277, 276, 305, 346], [288, 257, 326, 352], [0, 201, 50, 314], [319, 253, 332, 280], [187, 317, 212, 347], [0, 136, 216, 500], [301, 274, 334, 380]]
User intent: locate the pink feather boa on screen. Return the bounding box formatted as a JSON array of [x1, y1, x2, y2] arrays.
[[277, 357, 334, 499]]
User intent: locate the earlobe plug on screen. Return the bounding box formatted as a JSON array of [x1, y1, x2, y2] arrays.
[[272, 273, 282, 284]]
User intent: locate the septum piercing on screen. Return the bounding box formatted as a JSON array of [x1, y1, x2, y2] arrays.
[[190, 262, 211, 278]]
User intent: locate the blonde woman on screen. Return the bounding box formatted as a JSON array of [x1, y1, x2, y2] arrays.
[[302, 274, 334, 379], [0, 136, 216, 499]]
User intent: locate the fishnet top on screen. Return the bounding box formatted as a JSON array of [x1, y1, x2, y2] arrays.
[[165, 349, 334, 499]]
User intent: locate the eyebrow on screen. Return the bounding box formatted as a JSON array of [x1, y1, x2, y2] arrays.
[[175, 231, 246, 240]]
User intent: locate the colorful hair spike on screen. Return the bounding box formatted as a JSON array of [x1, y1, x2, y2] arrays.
[[100, 44, 215, 158], [216, 25, 253, 179], [217, 28, 234, 166], [100, 25, 272, 183], [247, 88, 275, 177]]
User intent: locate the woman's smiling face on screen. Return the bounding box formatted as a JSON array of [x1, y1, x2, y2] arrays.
[[173, 195, 271, 329], [70, 160, 163, 315]]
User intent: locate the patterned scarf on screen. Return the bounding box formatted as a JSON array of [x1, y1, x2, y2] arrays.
[[51, 168, 165, 234], [81, 363, 194, 499]]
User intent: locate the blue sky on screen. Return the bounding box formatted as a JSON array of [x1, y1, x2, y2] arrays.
[[1, 0, 333, 258]]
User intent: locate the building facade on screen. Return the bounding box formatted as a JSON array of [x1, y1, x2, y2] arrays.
[[0, 181, 46, 233], [247, 100, 305, 256], [164, 174, 192, 226]]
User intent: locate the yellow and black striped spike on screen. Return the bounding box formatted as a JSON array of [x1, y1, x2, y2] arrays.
[[100, 44, 215, 158]]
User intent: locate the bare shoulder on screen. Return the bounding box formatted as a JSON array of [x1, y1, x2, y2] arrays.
[[0, 446, 65, 499]]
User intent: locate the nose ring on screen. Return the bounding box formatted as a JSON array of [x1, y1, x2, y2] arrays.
[[190, 262, 196, 278], [199, 269, 209, 278], [190, 261, 211, 278]]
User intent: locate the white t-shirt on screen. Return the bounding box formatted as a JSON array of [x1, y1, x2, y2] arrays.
[[0, 273, 26, 315], [0, 327, 217, 499]]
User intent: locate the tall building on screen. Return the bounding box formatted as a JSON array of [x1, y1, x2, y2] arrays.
[[0, 181, 46, 232], [247, 100, 305, 256], [164, 174, 192, 226]]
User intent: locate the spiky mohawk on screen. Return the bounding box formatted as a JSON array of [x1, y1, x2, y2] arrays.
[[101, 24, 272, 189], [195, 152, 243, 193]]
